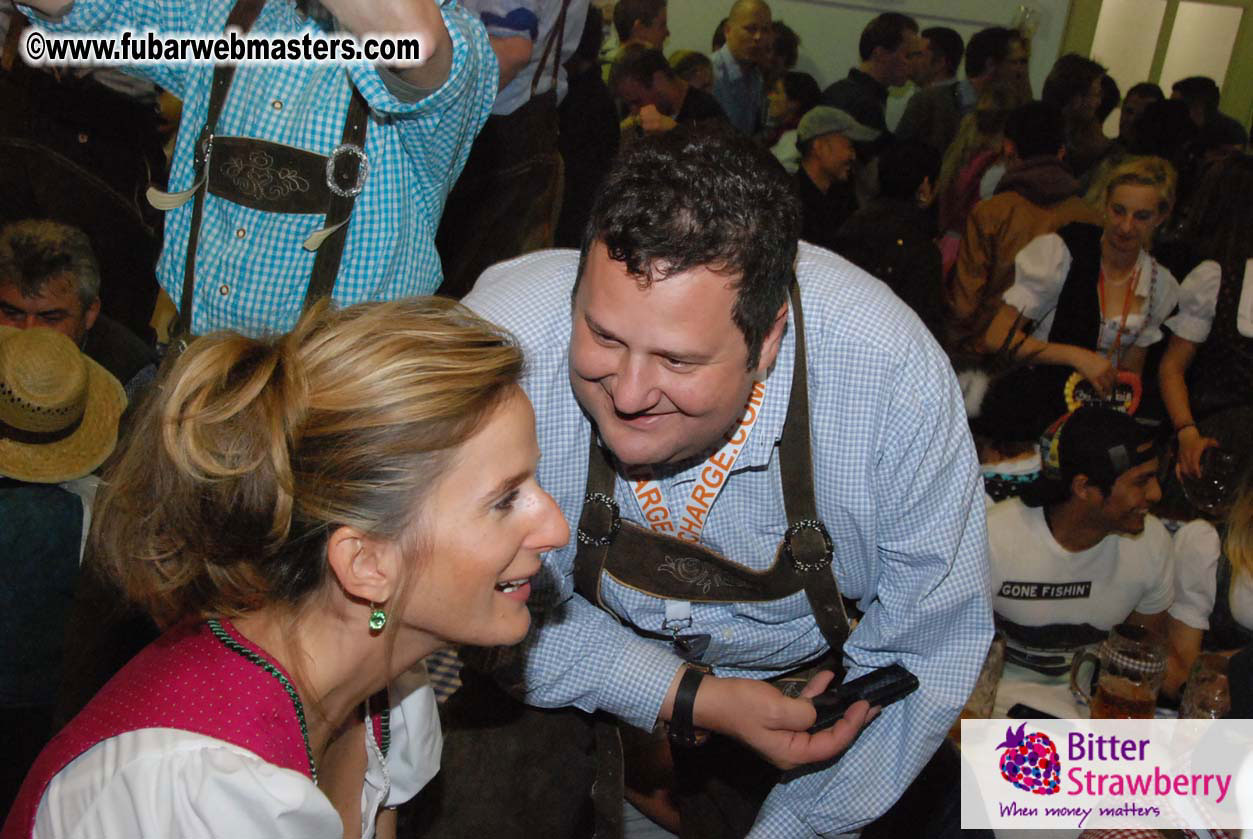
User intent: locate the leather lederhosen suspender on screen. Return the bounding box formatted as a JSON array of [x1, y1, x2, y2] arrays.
[[573, 283, 852, 656], [531, 0, 571, 100], [173, 0, 369, 340]]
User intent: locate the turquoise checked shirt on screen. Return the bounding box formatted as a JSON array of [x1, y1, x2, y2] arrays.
[[464, 243, 994, 838], [23, 0, 496, 336]]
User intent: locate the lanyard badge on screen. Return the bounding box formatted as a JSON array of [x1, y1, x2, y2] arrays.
[[630, 381, 768, 659]]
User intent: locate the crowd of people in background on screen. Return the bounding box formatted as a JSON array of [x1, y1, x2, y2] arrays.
[[4, 0, 1253, 837]]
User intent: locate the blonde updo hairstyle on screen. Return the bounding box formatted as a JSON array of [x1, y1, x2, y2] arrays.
[[92, 298, 524, 630], [1101, 155, 1177, 215], [1227, 468, 1253, 586]]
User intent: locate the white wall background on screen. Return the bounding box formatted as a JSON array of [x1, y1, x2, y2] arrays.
[[1157, 1, 1244, 94], [658, 0, 1073, 127]]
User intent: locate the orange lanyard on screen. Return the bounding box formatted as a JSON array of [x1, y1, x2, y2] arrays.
[[1098, 262, 1140, 365], [630, 380, 767, 544]]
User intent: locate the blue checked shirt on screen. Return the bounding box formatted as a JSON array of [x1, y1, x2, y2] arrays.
[[24, 0, 496, 336], [465, 243, 994, 837], [711, 43, 765, 136], [462, 0, 589, 115]]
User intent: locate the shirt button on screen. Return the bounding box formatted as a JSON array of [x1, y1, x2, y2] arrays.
[[219, 284, 230, 296], [271, 99, 283, 111], [235, 228, 246, 239]]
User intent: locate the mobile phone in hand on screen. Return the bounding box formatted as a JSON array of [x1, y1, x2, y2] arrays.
[[1006, 703, 1057, 719], [808, 664, 919, 733]]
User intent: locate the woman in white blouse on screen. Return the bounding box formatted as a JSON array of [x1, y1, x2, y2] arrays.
[[4, 299, 568, 839], [1158, 155, 1253, 478], [1164, 443, 1253, 699], [979, 156, 1180, 404]]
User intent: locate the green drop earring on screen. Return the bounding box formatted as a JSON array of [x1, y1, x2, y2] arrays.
[[368, 603, 387, 632]]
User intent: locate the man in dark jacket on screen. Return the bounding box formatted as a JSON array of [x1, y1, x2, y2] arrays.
[[834, 140, 945, 342], [0, 220, 155, 402], [611, 45, 728, 137], [820, 12, 919, 134], [897, 26, 1029, 157], [794, 107, 879, 251]]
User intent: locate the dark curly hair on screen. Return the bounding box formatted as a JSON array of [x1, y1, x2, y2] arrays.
[[576, 129, 800, 369]]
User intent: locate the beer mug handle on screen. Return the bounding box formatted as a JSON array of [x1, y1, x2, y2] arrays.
[[1069, 647, 1100, 706]]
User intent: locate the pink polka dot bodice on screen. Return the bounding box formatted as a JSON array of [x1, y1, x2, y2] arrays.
[[3, 620, 310, 839]]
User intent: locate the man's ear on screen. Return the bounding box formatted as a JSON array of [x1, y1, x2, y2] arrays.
[[325, 525, 397, 607], [1071, 473, 1103, 505], [754, 299, 789, 376], [83, 296, 101, 332]]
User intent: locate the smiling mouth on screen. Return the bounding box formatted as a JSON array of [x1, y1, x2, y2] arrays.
[[495, 578, 529, 594], [613, 408, 672, 425]]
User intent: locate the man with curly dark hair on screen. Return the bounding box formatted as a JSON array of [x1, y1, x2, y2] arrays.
[[455, 128, 991, 837]]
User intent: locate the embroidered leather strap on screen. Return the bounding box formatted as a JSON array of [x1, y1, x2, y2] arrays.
[[177, 0, 369, 335], [179, 0, 266, 336], [573, 283, 852, 653], [776, 283, 851, 653]]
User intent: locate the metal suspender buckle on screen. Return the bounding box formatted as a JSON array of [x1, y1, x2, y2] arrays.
[[326, 143, 369, 198], [783, 518, 834, 573], [198, 132, 215, 168], [576, 492, 621, 547]]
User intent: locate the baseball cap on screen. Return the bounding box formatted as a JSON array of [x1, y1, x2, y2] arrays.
[[796, 107, 880, 145], [1022, 406, 1158, 507]]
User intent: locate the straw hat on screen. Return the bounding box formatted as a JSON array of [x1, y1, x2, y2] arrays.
[[0, 326, 127, 483]]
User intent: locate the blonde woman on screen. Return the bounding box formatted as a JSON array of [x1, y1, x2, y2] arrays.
[[978, 156, 1180, 411], [4, 298, 568, 839]]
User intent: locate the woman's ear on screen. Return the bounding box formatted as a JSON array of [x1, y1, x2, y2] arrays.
[[325, 525, 398, 606]]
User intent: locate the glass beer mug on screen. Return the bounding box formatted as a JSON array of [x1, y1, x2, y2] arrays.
[[1069, 624, 1166, 718], [1179, 653, 1231, 719]]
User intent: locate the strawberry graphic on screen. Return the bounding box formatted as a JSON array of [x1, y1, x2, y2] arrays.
[[995, 723, 1061, 795]]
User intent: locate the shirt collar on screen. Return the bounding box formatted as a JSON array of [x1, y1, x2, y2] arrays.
[[1129, 251, 1156, 300], [716, 44, 753, 85], [955, 79, 978, 112], [795, 166, 823, 199], [848, 67, 888, 102], [746, 301, 796, 468]]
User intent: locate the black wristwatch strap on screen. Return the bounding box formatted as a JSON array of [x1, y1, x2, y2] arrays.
[[668, 666, 708, 748]]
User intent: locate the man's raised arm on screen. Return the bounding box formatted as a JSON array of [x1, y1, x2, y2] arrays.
[[319, 0, 454, 89]]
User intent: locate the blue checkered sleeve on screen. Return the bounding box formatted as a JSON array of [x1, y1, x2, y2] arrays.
[[25, 0, 496, 337], [20, 0, 195, 94]]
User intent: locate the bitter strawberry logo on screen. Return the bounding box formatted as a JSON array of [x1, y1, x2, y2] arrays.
[[995, 723, 1061, 795]]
